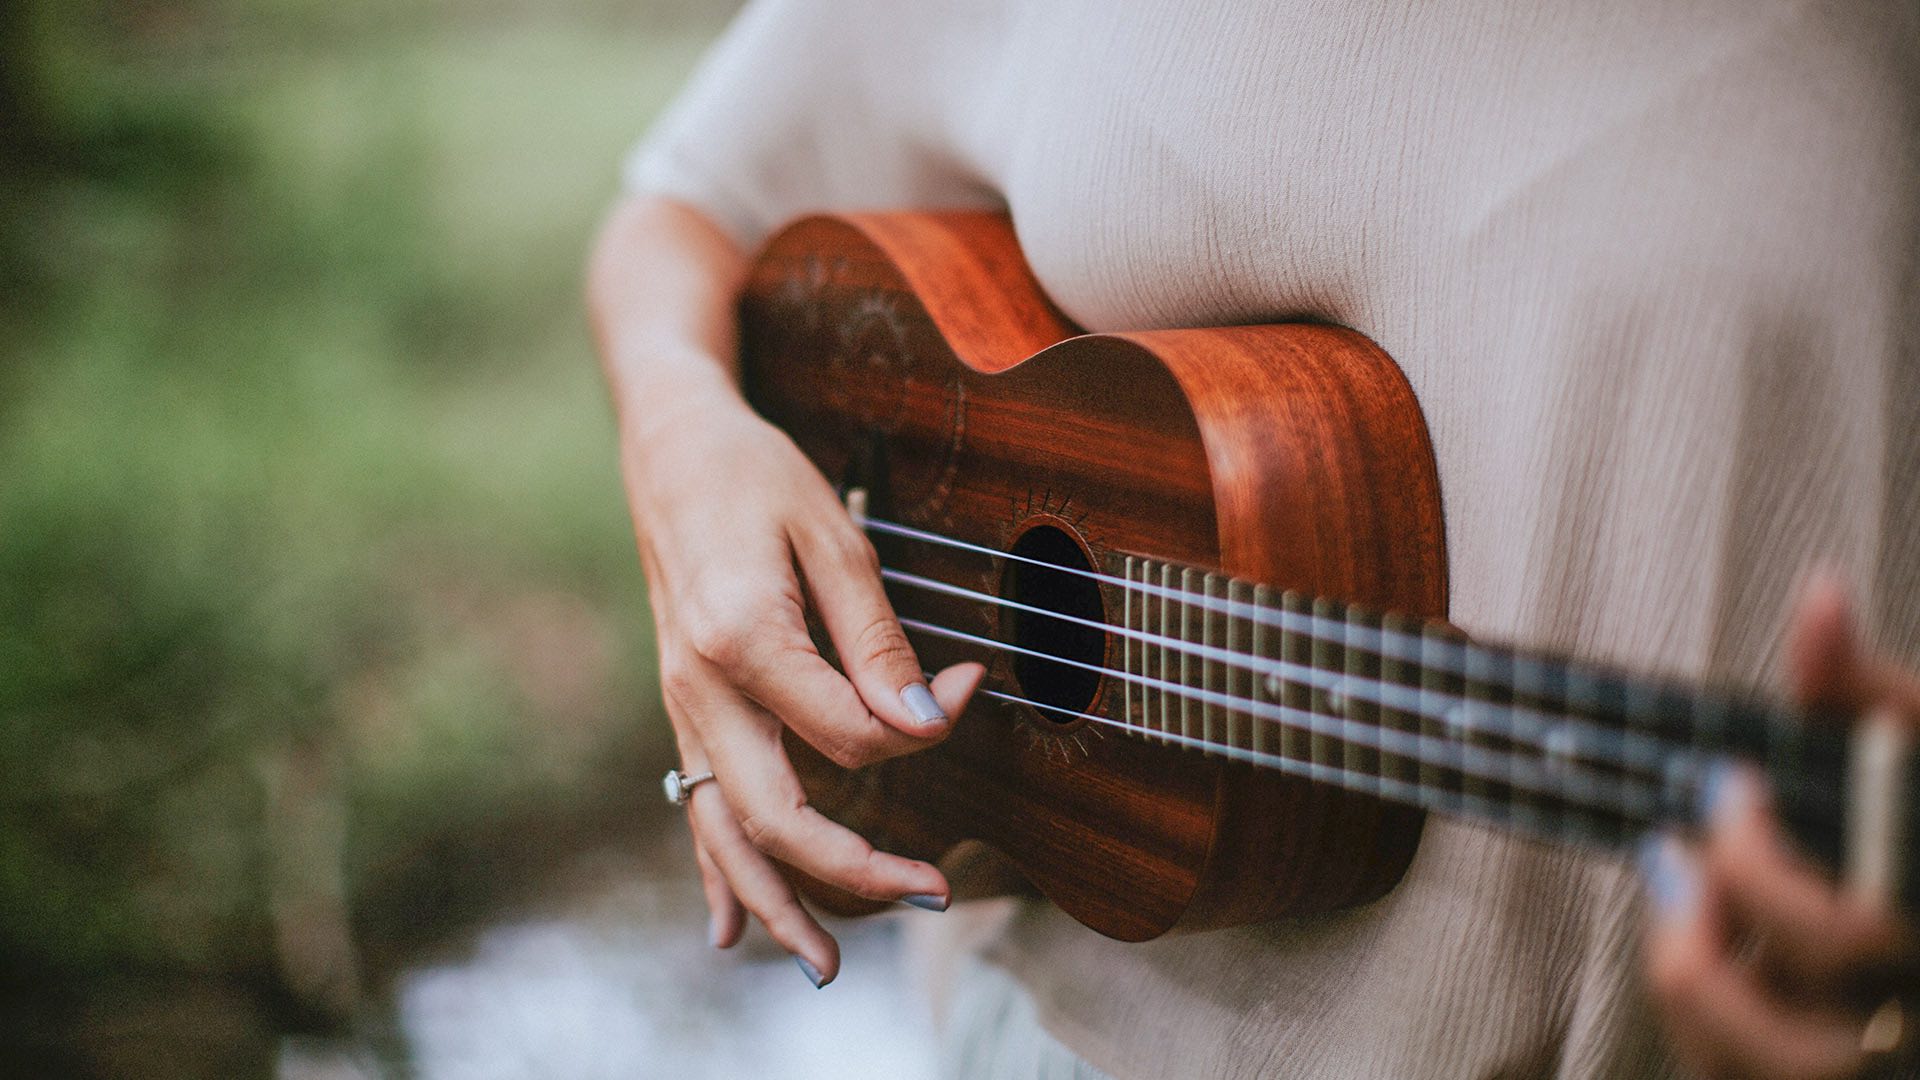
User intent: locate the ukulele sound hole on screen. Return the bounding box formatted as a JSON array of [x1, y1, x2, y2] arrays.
[[1002, 524, 1106, 723]]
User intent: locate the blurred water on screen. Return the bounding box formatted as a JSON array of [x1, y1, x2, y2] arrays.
[[282, 833, 940, 1080]]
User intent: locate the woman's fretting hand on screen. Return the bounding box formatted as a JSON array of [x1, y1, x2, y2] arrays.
[[1640, 576, 1919, 1078]]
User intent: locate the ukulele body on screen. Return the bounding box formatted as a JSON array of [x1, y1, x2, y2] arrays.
[[740, 212, 1448, 940]]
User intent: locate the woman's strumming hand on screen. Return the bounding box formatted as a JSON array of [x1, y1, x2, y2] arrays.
[[1641, 576, 1920, 1079], [589, 196, 983, 988], [625, 389, 983, 986]]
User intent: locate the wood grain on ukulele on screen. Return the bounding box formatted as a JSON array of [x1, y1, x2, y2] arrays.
[[739, 211, 1912, 941]]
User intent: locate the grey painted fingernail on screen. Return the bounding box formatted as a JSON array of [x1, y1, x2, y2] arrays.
[[901, 682, 946, 727], [1692, 761, 1753, 828], [708, 914, 724, 949], [795, 955, 828, 989], [1636, 834, 1699, 921], [900, 893, 949, 912]]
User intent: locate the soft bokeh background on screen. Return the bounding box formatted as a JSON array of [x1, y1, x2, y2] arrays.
[[0, 1, 939, 1076]]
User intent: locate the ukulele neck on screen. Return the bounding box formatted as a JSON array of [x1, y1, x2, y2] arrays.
[[863, 507, 1914, 910], [1101, 553, 1852, 861]]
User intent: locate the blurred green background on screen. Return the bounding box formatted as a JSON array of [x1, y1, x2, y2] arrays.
[[0, 0, 738, 1074]]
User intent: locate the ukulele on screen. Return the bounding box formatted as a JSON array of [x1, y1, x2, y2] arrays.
[[739, 211, 1916, 942]]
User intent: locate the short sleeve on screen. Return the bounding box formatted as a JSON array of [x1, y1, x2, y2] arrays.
[[622, 0, 1002, 250]]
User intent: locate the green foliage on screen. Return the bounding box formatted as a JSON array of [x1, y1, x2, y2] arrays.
[[0, 0, 727, 1051]]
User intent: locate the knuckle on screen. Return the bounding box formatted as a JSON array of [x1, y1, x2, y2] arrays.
[[852, 617, 917, 674], [737, 806, 793, 857], [687, 597, 759, 669], [761, 906, 815, 948], [816, 737, 861, 770], [659, 651, 701, 700], [817, 729, 881, 770], [847, 851, 892, 900], [829, 529, 881, 575]]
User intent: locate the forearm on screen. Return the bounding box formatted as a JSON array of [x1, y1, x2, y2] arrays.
[[586, 195, 751, 443]]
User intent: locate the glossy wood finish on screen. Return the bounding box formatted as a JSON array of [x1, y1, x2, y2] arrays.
[[739, 212, 1447, 940]]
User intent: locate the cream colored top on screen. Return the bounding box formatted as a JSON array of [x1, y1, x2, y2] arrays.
[[623, 1, 1920, 1076]]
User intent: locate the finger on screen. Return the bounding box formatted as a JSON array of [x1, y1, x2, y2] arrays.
[[1787, 571, 1871, 713], [1785, 571, 1920, 721], [687, 783, 840, 986], [686, 680, 951, 904], [1701, 767, 1914, 994], [930, 661, 988, 718], [694, 838, 746, 949], [677, 568, 942, 768], [789, 518, 948, 737], [660, 699, 744, 948], [1641, 835, 1868, 1080], [730, 631, 950, 768]]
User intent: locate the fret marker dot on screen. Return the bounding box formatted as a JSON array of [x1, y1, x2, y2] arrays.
[[1263, 673, 1282, 699], [1442, 705, 1467, 740], [1544, 727, 1578, 773], [1327, 688, 1348, 715]]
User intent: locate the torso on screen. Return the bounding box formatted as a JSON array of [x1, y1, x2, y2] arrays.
[[629, 1, 1920, 1073]]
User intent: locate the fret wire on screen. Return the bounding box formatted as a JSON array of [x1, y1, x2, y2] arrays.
[[1135, 557, 1156, 741], [1512, 644, 1565, 843], [1251, 583, 1275, 756], [1312, 596, 1341, 785], [1564, 665, 1605, 844], [1203, 573, 1226, 753], [1463, 637, 1494, 812], [1434, 625, 1470, 808], [865, 517, 1525, 682], [883, 565, 1672, 777], [1485, 647, 1527, 834], [1180, 567, 1198, 745], [868, 525, 1839, 810], [1281, 590, 1311, 763], [1227, 578, 1253, 753], [1121, 555, 1135, 734], [1381, 611, 1419, 791], [1159, 563, 1176, 745], [1345, 604, 1383, 793], [966, 681, 1653, 852], [900, 614, 1671, 820], [1417, 621, 1447, 798], [864, 515, 1798, 765], [1137, 556, 1155, 740]]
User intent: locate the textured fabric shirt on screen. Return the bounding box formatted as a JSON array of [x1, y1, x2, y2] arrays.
[[622, 1, 1920, 1076]]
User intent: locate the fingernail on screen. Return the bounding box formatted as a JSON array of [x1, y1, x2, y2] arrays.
[[1636, 834, 1700, 921], [708, 914, 724, 949], [901, 683, 946, 727], [900, 893, 949, 912], [795, 955, 828, 989], [1693, 761, 1755, 828]]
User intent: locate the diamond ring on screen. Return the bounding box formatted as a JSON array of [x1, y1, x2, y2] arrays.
[[663, 768, 715, 807]]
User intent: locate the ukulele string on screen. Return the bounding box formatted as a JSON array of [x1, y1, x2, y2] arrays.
[[862, 515, 1835, 812], [863, 515, 1755, 753], [897, 613, 1678, 822], [881, 564, 1671, 778], [954, 679, 1660, 848]]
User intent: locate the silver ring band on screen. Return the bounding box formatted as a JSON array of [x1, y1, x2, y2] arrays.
[[1862, 997, 1905, 1058], [663, 768, 715, 807]]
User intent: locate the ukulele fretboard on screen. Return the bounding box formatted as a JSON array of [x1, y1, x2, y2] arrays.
[[1105, 554, 1847, 859]]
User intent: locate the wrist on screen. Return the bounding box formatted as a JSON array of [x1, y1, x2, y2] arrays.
[[618, 362, 755, 455]]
